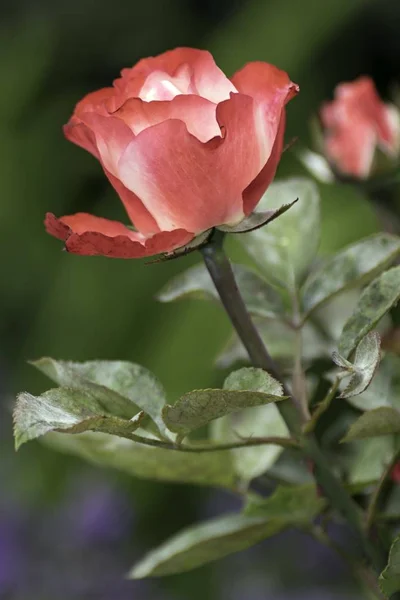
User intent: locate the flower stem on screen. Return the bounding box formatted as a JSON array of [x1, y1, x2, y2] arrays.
[[199, 230, 386, 573]]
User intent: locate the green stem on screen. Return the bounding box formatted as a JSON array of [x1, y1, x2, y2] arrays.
[[124, 433, 299, 452], [291, 286, 310, 420], [199, 230, 386, 573], [303, 377, 340, 434]]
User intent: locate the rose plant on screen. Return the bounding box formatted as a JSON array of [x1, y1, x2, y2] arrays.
[[13, 49, 400, 599]]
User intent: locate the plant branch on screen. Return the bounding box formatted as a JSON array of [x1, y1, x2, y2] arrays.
[[291, 286, 310, 420], [303, 377, 340, 434], [123, 432, 299, 452], [199, 230, 386, 573]]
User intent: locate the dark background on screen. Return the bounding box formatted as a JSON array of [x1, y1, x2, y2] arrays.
[[1, 0, 399, 598]]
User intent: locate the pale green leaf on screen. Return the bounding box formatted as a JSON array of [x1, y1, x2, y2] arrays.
[[162, 368, 284, 437], [130, 483, 324, 579], [211, 403, 289, 483], [130, 513, 283, 578], [238, 178, 320, 288], [157, 263, 283, 320], [346, 354, 400, 412], [162, 388, 284, 437], [223, 367, 283, 395], [380, 536, 400, 597], [43, 430, 236, 489], [13, 388, 144, 450], [244, 483, 325, 521], [32, 358, 168, 438], [336, 332, 381, 398], [348, 436, 395, 486], [338, 266, 400, 358], [302, 234, 400, 315], [211, 368, 289, 482], [342, 407, 400, 442]]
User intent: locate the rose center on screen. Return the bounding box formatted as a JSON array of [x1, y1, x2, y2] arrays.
[[139, 69, 193, 103]]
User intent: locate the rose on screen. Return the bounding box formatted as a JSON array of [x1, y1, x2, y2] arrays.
[[45, 48, 298, 258], [320, 76, 400, 179]]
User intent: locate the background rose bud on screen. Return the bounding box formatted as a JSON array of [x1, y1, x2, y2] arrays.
[[320, 76, 400, 179], [46, 48, 298, 258]]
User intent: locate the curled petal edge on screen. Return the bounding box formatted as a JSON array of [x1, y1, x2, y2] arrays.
[[45, 212, 194, 259]]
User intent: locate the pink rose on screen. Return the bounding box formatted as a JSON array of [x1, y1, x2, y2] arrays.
[[321, 76, 400, 179], [46, 48, 298, 258]]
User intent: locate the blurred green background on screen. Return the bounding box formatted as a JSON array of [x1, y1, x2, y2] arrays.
[[1, 0, 399, 597]]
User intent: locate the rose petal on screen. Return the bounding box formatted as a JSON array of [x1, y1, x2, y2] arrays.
[[231, 62, 299, 166], [117, 93, 270, 233], [116, 48, 237, 104], [242, 112, 286, 215], [63, 119, 99, 159], [325, 120, 377, 179], [114, 94, 220, 142], [45, 212, 193, 259], [104, 170, 160, 235], [77, 113, 135, 177], [73, 88, 115, 118]]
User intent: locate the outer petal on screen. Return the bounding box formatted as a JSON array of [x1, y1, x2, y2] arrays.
[[114, 94, 220, 142], [73, 88, 115, 118], [116, 48, 237, 104], [104, 170, 160, 235], [77, 113, 135, 177], [65, 112, 159, 235], [242, 112, 286, 215], [325, 119, 377, 178], [117, 93, 268, 233], [63, 119, 99, 159], [231, 62, 299, 166], [45, 213, 193, 259]]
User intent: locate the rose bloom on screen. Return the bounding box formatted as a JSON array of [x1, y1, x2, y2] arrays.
[[46, 48, 298, 258], [320, 76, 400, 179]]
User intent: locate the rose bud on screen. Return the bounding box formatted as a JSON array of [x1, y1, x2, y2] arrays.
[[320, 76, 400, 180], [46, 48, 298, 259]]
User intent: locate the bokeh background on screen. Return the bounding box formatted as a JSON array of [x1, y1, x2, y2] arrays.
[[1, 0, 399, 597]]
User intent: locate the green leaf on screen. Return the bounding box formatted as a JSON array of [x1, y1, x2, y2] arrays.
[[346, 354, 400, 412], [217, 319, 328, 369], [342, 407, 400, 442], [43, 430, 237, 488], [238, 178, 320, 288], [13, 388, 144, 450], [302, 233, 400, 315], [31, 358, 168, 438], [129, 513, 283, 578], [162, 368, 284, 437], [217, 200, 298, 233], [211, 403, 289, 483], [129, 483, 324, 579], [244, 483, 325, 521], [157, 263, 283, 320], [339, 266, 400, 358], [380, 535, 400, 597], [335, 332, 381, 398], [348, 436, 395, 486]]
